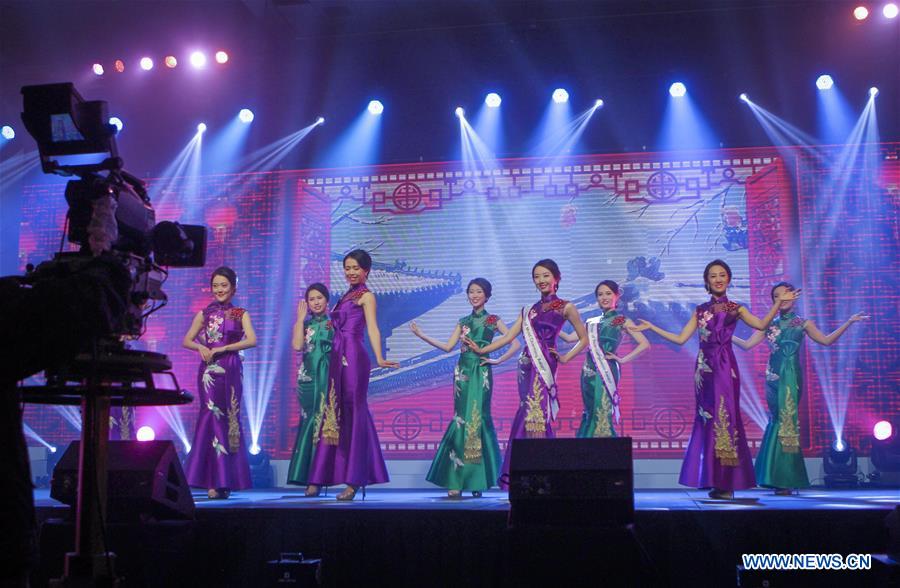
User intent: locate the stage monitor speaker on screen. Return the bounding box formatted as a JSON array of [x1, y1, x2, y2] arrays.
[[51, 440, 195, 521], [508, 437, 633, 528]]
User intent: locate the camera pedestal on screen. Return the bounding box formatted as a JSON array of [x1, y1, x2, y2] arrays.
[[24, 349, 192, 587]]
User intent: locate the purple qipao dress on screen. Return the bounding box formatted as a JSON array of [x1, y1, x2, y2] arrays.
[[499, 293, 568, 489], [307, 285, 389, 487], [184, 301, 252, 490], [678, 295, 755, 491]]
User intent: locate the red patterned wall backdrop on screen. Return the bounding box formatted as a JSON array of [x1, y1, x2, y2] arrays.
[[18, 145, 898, 462]]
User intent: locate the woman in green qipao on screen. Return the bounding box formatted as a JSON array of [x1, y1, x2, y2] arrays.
[[733, 282, 868, 495], [410, 278, 521, 498], [286, 283, 334, 496], [561, 281, 650, 438]]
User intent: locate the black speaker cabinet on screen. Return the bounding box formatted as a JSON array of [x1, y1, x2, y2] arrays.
[[51, 440, 195, 521], [508, 437, 634, 528]]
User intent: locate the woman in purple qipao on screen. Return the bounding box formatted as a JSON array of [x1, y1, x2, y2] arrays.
[[630, 259, 800, 500], [306, 249, 400, 501], [182, 267, 257, 499], [465, 259, 588, 490]]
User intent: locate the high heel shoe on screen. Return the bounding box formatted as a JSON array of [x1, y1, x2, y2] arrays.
[[447, 489, 462, 499], [707, 488, 734, 500], [305, 485, 321, 497], [773, 488, 793, 496], [337, 485, 360, 501], [471, 491, 483, 498]]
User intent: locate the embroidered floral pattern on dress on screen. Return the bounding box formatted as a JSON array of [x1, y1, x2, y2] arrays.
[[225, 307, 245, 321], [713, 397, 740, 466], [206, 316, 224, 343]]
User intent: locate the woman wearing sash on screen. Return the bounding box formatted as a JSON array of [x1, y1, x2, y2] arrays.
[[182, 267, 257, 499], [464, 259, 588, 489], [561, 280, 650, 438], [286, 283, 334, 495], [733, 281, 867, 495], [629, 260, 800, 499], [411, 278, 520, 498], [306, 250, 399, 500]]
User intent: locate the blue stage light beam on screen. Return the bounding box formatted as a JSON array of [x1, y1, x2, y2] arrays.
[[156, 406, 191, 452], [319, 104, 383, 168], [816, 82, 854, 144], [530, 101, 601, 162], [204, 111, 254, 175], [804, 95, 879, 449], [23, 423, 57, 452], [473, 98, 504, 157], [669, 82, 687, 97], [657, 89, 718, 151]]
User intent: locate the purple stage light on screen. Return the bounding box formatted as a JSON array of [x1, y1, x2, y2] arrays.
[[1, 126, 15, 140], [165, 55, 178, 68], [854, 5, 869, 20], [140, 57, 154, 71], [108, 117, 123, 132], [874, 421, 893, 441], [190, 51, 207, 69], [239, 109, 254, 123], [884, 3, 898, 19], [114, 59, 125, 73], [136, 426, 156, 442], [92, 63, 104, 76]]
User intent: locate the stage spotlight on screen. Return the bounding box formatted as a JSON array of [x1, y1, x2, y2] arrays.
[[669, 82, 687, 97], [114, 59, 125, 73], [92, 63, 104, 76], [455, 106, 465, 118], [136, 426, 156, 442], [884, 3, 899, 18], [248, 447, 272, 487], [875, 420, 894, 441], [816, 74, 834, 90], [190, 51, 207, 69], [1, 125, 15, 140], [854, 5, 869, 20], [239, 108, 254, 123], [871, 419, 900, 487], [367, 100, 384, 115], [49, 446, 57, 453], [140, 57, 154, 71], [739, 93, 749, 102], [870, 86, 880, 97], [197, 122, 207, 134], [108, 117, 123, 133], [165, 55, 178, 68], [485, 92, 502, 108], [552, 88, 569, 104], [316, 116, 325, 125], [215, 50, 229, 64], [594, 98, 604, 108], [823, 439, 859, 488]]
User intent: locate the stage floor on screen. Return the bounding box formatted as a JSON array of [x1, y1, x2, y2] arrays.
[[33, 486, 900, 512], [32, 488, 898, 587]]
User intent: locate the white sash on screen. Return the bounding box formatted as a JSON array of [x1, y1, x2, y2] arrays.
[[587, 315, 620, 425], [521, 305, 559, 421]]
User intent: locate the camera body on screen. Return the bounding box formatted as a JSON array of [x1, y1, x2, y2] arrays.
[[18, 82, 207, 343]]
